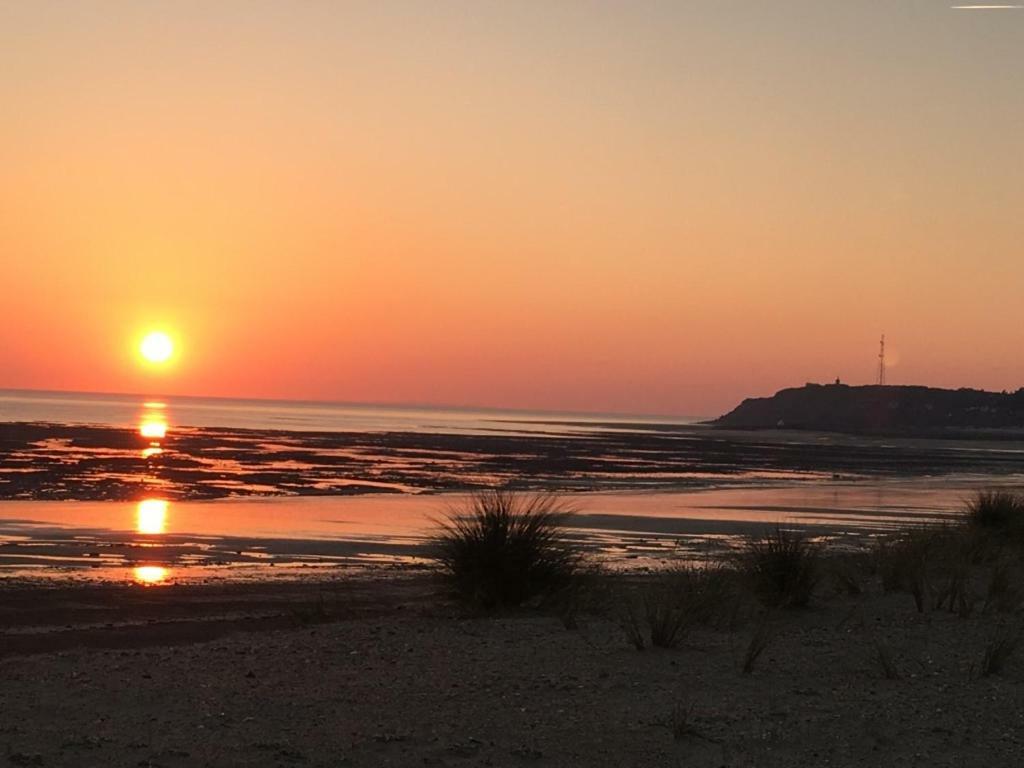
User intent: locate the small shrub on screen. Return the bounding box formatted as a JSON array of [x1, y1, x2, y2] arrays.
[[966, 491, 1024, 533], [739, 525, 819, 608], [430, 491, 583, 610]]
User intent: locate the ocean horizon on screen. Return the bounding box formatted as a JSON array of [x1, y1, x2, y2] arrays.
[[0, 388, 700, 435]]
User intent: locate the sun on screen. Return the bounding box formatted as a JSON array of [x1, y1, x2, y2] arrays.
[[140, 331, 174, 364]]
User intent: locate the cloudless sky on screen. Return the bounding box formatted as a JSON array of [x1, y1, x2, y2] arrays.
[[1, 1, 1021, 416]]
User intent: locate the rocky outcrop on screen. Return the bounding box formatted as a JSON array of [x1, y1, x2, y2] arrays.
[[714, 383, 1024, 434]]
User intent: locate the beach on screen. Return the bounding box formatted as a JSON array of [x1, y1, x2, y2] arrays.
[[4, 395, 1024, 766], [3, 569, 1024, 767]]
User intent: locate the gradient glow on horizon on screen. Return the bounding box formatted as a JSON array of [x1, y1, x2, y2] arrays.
[[1, 1, 1022, 417]]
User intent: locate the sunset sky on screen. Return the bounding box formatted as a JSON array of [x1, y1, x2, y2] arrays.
[[1, 1, 1021, 417]]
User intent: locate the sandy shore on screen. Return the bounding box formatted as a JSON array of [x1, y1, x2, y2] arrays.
[[2, 573, 1023, 767]]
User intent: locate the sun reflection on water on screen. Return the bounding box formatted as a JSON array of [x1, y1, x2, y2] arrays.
[[133, 565, 170, 585], [139, 401, 170, 458], [139, 418, 167, 439], [136, 498, 168, 534]]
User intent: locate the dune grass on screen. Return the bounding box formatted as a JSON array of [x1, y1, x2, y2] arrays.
[[621, 565, 741, 650], [430, 491, 583, 610], [740, 611, 775, 675], [966, 490, 1024, 535], [739, 525, 820, 608]]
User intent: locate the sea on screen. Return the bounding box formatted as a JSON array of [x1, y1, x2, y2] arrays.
[[0, 388, 685, 435], [1, 388, 1021, 585]]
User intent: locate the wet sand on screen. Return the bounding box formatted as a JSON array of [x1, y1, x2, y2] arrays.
[[6, 420, 1024, 501], [0, 481, 995, 583]]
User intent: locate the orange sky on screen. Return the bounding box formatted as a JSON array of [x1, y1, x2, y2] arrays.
[[1, 2, 1022, 417]]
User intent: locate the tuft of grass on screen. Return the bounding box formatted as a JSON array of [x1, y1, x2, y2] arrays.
[[621, 599, 647, 650], [669, 564, 741, 628], [966, 490, 1024, 533], [644, 589, 690, 649], [983, 562, 1022, 615], [980, 623, 1023, 677], [874, 525, 967, 613], [430, 491, 583, 610], [829, 551, 871, 596], [739, 525, 819, 608], [740, 612, 775, 675], [620, 565, 741, 650]]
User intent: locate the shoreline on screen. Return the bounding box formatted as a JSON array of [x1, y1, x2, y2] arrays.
[[0, 480, 993, 585]]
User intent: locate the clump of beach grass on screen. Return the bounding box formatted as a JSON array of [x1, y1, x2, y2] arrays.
[[983, 561, 1022, 614], [740, 611, 775, 675], [620, 565, 741, 650], [966, 490, 1024, 537], [873, 524, 968, 612], [739, 525, 820, 608], [873, 521, 1003, 613], [430, 491, 583, 610], [979, 622, 1023, 677], [828, 552, 867, 597]]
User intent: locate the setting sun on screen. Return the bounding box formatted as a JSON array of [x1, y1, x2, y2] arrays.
[[140, 332, 174, 365]]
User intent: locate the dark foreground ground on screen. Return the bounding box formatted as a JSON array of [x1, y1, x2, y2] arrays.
[[2, 572, 1023, 767]]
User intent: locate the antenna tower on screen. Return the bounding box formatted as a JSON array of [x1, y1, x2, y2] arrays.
[[877, 334, 886, 386]]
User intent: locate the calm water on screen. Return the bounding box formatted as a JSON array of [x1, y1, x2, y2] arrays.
[[0, 482, 1001, 584], [0, 389, 689, 435], [2, 388, 1024, 584]]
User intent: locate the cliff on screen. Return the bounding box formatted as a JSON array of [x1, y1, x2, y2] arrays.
[[713, 383, 1024, 435]]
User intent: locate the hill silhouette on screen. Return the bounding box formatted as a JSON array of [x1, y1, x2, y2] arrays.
[[714, 383, 1024, 435]]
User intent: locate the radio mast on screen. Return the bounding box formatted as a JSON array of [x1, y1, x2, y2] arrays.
[[877, 334, 886, 386]]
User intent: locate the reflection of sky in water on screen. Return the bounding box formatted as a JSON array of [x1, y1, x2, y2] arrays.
[[0, 480, 1011, 583]]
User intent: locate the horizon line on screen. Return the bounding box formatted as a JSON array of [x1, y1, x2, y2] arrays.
[[0, 385, 700, 423]]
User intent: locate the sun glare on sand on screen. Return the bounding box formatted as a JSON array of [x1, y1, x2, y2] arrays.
[[140, 331, 174, 365]]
